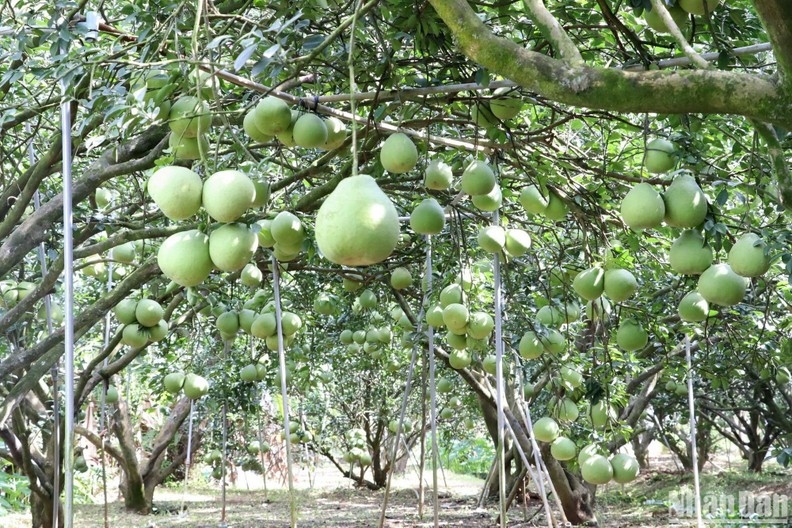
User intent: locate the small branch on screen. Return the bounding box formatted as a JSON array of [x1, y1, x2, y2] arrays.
[[649, 0, 710, 70], [521, 0, 583, 64], [753, 120, 792, 207]]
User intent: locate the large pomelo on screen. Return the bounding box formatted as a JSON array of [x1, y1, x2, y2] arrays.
[[581, 455, 613, 485], [532, 417, 559, 443], [669, 230, 713, 275], [643, 138, 676, 173], [410, 198, 445, 235], [544, 191, 568, 221], [135, 299, 164, 327], [209, 223, 258, 272], [390, 267, 412, 290], [322, 117, 347, 150], [489, 87, 523, 120], [252, 96, 292, 135], [183, 373, 210, 399], [243, 109, 274, 143], [471, 185, 502, 212], [555, 398, 580, 422], [728, 233, 770, 278], [315, 175, 400, 266], [270, 211, 305, 247], [611, 454, 640, 484], [163, 372, 185, 394], [603, 268, 638, 302], [573, 266, 605, 301], [202, 170, 255, 222], [121, 323, 148, 348], [467, 311, 494, 339], [616, 320, 648, 351], [461, 160, 496, 196], [519, 185, 548, 214], [111, 242, 136, 264], [551, 437, 577, 461], [697, 263, 747, 306], [478, 225, 506, 254], [147, 166, 203, 221], [449, 349, 471, 369], [471, 102, 497, 128], [505, 229, 531, 257], [439, 283, 465, 307], [169, 132, 209, 160], [168, 96, 211, 138], [424, 159, 453, 190], [380, 133, 418, 174], [621, 182, 665, 230], [678, 0, 720, 16], [678, 291, 709, 322], [442, 303, 469, 331], [114, 298, 138, 325], [292, 113, 328, 148], [251, 179, 270, 209], [158, 230, 213, 287], [663, 174, 708, 228]]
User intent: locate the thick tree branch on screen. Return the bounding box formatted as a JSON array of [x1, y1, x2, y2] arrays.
[[521, 0, 582, 64], [753, 0, 792, 89], [427, 0, 791, 127]]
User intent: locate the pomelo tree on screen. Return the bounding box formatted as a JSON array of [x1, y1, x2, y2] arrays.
[[1, 0, 791, 527]]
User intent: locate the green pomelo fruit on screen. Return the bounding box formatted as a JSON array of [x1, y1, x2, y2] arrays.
[[436, 377, 453, 393], [251, 312, 277, 338], [519, 184, 549, 214], [168, 96, 211, 138], [555, 397, 579, 422], [678, 291, 709, 322], [147, 166, 203, 221], [678, 0, 720, 16], [587, 401, 612, 429], [169, 132, 209, 160], [292, 113, 328, 148], [669, 230, 713, 275], [163, 372, 185, 394], [697, 263, 747, 306], [544, 191, 568, 221], [561, 366, 584, 389], [581, 455, 613, 485], [281, 311, 302, 336], [471, 102, 497, 128], [339, 329, 354, 344], [209, 223, 258, 272], [603, 268, 638, 303], [426, 304, 445, 327], [410, 198, 445, 235], [274, 110, 299, 147], [380, 133, 418, 174], [359, 289, 377, 309], [95, 187, 115, 209], [424, 158, 453, 190], [114, 298, 138, 325], [256, 219, 276, 248], [313, 293, 336, 315], [270, 211, 305, 247], [573, 266, 605, 301], [542, 329, 566, 354], [241, 263, 263, 287], [489, 88, 523, 120], [578, 444, 600, 466], [504, 229, 531, 257], [238, 309, 256, 334], [536, 305, 563, 327], [443, 303, 469, 331], [251, 180, 270, 209], [728, 233, 770, 278], [439, 283, 465, 307], [216, 311, 239, 335], [243, 109, 274, 143], [467, 311, 494, 339], [135, 299, 164, 327], [121, 324, 148, 348], [478, 225, 506, 254], [449, 349, 471, 369], [157, 230, 213, 287], [315, 175, 400, 266], [460, 160, 496, 196], [352, 330, 366, 345], [183, 373, 210, 399], [390, 267, 412, 289], [322, 116, 347, 150], [252, 96, 292, 135], [482, 354, 497, 375], [519, 331, 543, 359], [471, 185, 502, 212], [610, 453, 640, 484], [111, 242, 136, 264], [663, 174, 708, 228], [240, 364, 258, 382], [621, 182, 665, 230], [532, 416, 559, 443], [202, 170, 255, 223], [644, 138, 676, 173], [104, 386, 119, 404], [616, 320, 648, 351], [550, 437, 577, 461], [273, 242, 300, 262], [446, 331, 467, 350]]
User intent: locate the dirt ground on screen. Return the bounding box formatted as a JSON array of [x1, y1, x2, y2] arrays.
[[4, 453, 792, 527]]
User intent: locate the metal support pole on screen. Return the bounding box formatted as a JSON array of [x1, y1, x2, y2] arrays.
[[686, 335, 704, 528]]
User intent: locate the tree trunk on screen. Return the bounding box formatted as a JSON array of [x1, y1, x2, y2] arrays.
[[747, 448, 768, 473], [30, 491, 63, 528], [630, 427, 654, 470], [541, 443, 596, 525]]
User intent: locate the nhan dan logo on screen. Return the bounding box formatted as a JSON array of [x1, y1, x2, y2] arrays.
[[669, 488, 790, 525]]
